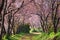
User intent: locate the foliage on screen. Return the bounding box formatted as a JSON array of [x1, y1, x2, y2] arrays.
[[2, 32, 60, 40], [16, 24, 30, 34], [30, 28, 43, 33]]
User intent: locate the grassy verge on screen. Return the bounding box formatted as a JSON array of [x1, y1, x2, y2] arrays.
[[2, 32, 60, 40]]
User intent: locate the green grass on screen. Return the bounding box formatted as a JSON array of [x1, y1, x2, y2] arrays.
[[2, 32, 60, 40]]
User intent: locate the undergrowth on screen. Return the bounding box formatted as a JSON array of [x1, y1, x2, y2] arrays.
[[2, 32, 60, 40]]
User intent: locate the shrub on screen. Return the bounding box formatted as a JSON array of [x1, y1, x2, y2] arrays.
[[30, 28, 43, 33]]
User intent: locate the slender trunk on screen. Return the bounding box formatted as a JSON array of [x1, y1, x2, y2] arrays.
[[7, 10, 12, 37], [0, 0, 4, 13], [0, 0, 5, 40], [1, 14, 6, 40], [11, 15, 15, 34]]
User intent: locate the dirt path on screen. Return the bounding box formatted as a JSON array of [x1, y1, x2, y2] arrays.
[[20, 34, 34, 40], [19, 33, 41, 40]]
